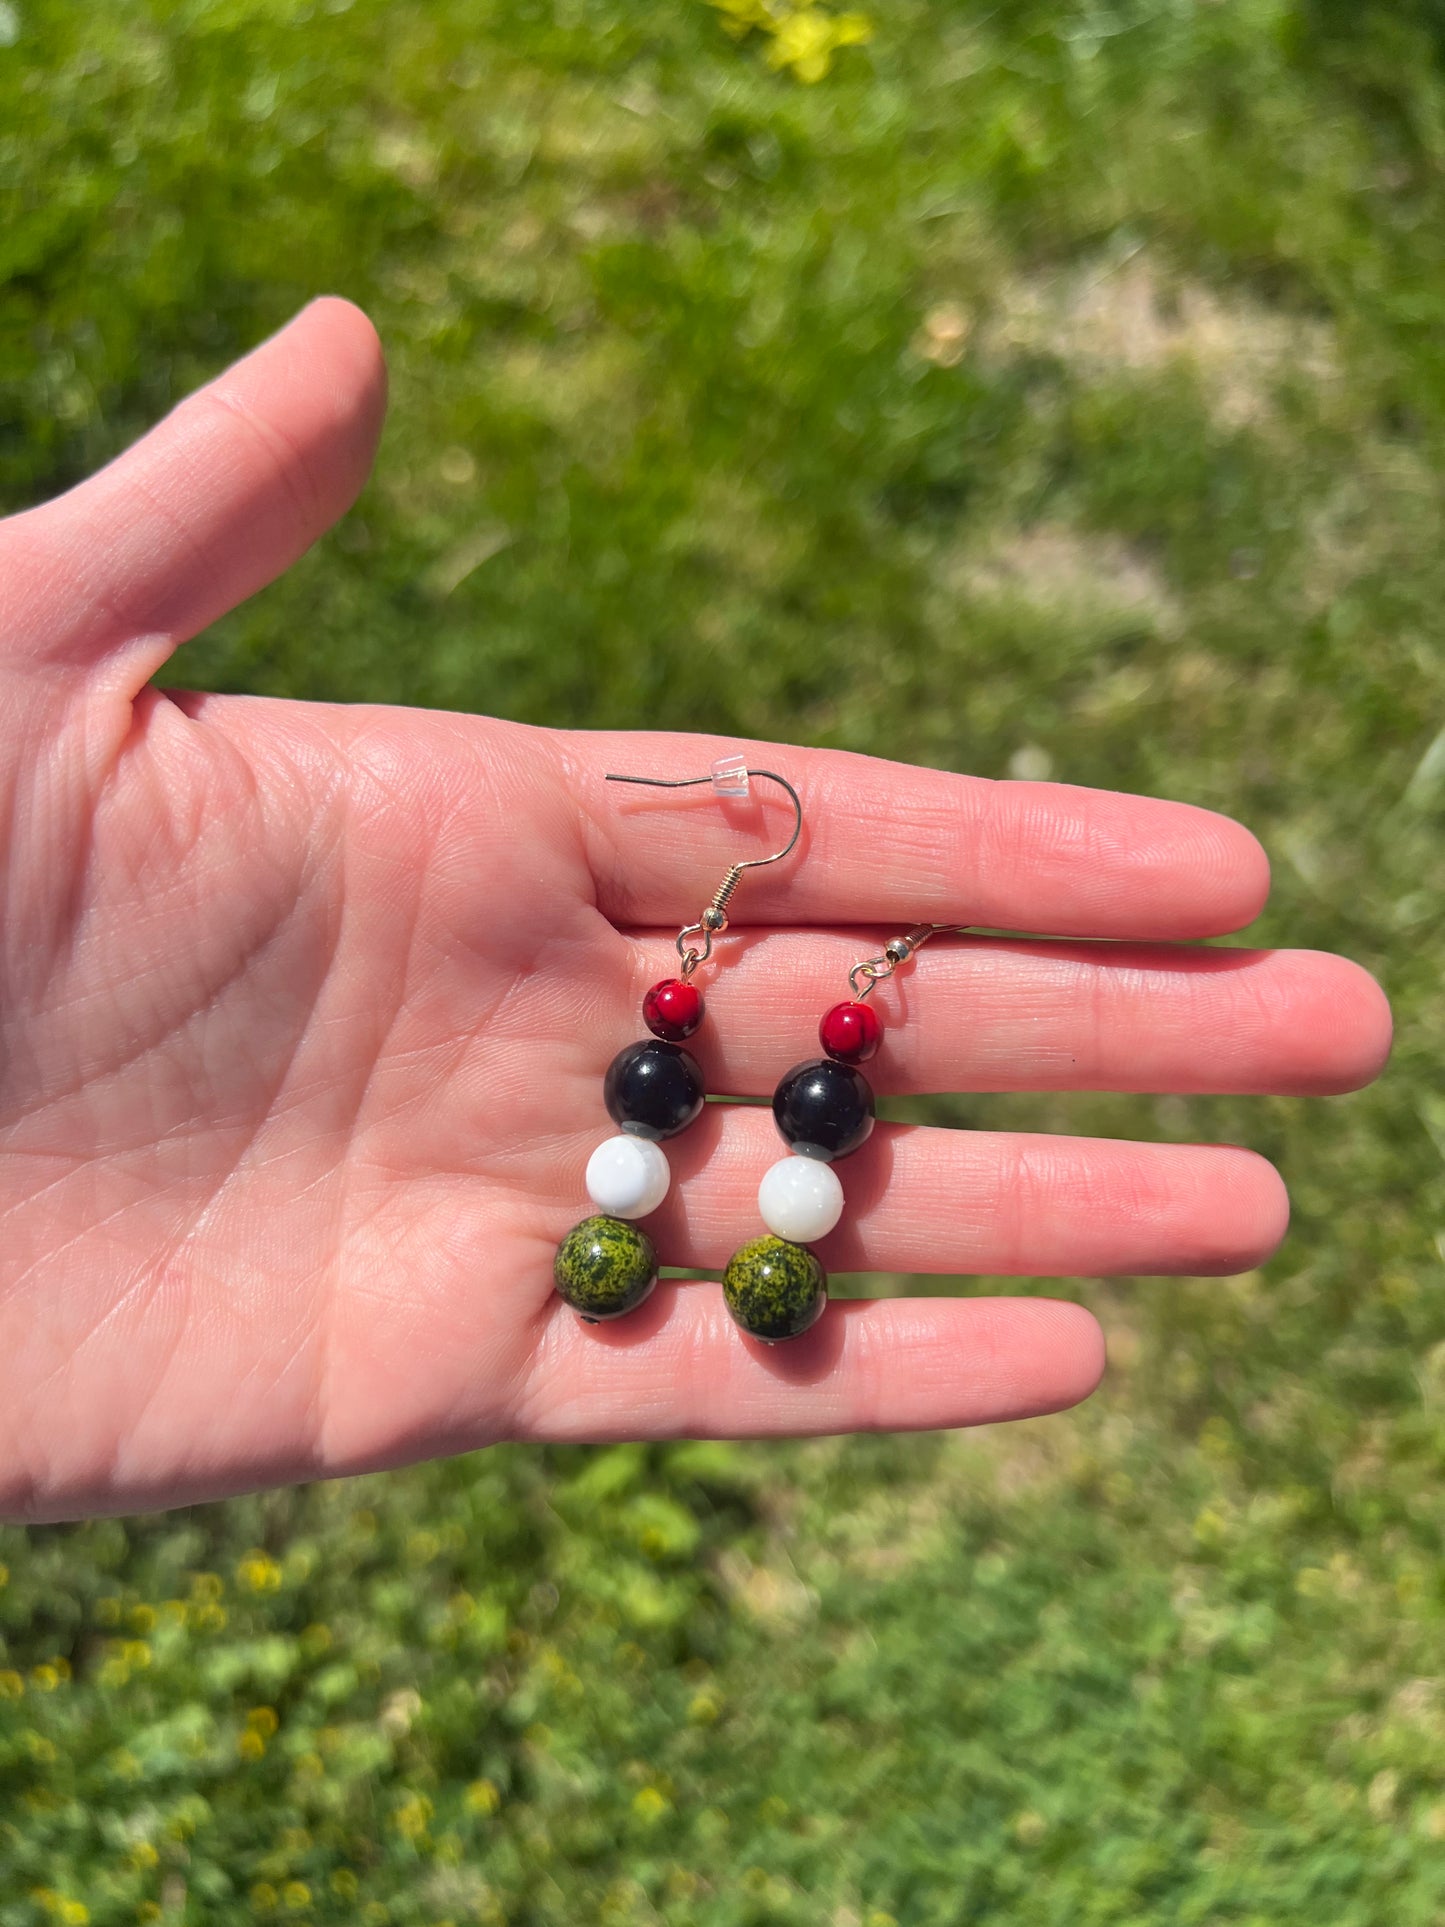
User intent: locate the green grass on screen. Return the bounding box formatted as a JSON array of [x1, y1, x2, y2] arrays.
[[2, 1, 1444, 1920]]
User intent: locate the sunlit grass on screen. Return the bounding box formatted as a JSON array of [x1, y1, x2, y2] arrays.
[[2, 0, 1443, 1920]]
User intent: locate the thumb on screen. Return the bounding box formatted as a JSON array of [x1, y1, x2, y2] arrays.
[[0, 297, 386, 677]]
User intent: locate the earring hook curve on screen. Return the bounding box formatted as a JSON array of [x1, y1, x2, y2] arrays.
[[604, 766, 804, 975]]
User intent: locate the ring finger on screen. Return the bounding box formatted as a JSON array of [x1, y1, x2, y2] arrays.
[[564, 1105, 1289, 1280]]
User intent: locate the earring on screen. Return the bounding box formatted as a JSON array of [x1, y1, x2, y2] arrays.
[[722, 923, 946, 1343], [553, 756, 803, 1324]]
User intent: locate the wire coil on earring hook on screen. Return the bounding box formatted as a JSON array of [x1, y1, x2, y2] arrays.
[[605, 763, 803, 974]]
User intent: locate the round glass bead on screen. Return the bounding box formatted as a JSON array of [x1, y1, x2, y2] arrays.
[[554, 1216, 658, 1321], [585, 1134, 670, 1220], [604, 1039, 706, 1140], [819, 999, 881, 1064], [643, 977, 704, 1042], [723, 1235, 827, 1342], [757, 1154, 844, 1244], [772, 1058, 874, 1161]]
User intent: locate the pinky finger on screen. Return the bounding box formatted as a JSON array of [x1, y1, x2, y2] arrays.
[[518, 1290, 1106, 1441]]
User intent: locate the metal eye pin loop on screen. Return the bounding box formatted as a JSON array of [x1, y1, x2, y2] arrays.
[[605, 759, 803, 977], [848, 924, 970, 1000]]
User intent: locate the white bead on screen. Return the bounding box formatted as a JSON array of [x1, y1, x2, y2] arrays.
[[757, 1154, 844, 1244], [585, 1134, 670, 1220]]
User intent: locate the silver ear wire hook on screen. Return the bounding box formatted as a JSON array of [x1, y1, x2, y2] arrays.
[[848, 923, 970, 999], [605, 763, 803, 976]]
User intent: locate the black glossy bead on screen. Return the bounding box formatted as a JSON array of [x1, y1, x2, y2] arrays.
[[604, 1039, 706, 1140], [772, 1058, 874, 1161]]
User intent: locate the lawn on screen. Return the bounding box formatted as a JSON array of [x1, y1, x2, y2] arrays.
[[2, 1, 1443, 1921]]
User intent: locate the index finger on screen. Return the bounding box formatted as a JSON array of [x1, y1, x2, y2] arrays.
[[563, 730, 1270, 941]]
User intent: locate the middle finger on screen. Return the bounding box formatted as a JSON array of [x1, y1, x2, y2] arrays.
[[623, 931, 1391, 1097]]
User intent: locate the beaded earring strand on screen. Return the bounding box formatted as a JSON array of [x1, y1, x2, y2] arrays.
[[722, 923, 953, 1343], [553, 757, 803, 1324]]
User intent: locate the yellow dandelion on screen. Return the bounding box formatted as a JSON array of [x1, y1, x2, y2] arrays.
[[246, 1706, 280, 1738], [0, 1669, 24, 1699], [238, 1729, 267, 1762], [237, 1551, 283, 1593], [281, 1882, 311, 1911], [392, 1793, 433, 1842], [464, 1778, 501, 1816]]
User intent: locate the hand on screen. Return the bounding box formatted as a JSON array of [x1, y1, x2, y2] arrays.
[[0, 301, 1391, 1522]]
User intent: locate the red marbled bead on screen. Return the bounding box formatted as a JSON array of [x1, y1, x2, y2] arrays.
[[819, 999, 881, 1064], [643, 978, 704, 1041]]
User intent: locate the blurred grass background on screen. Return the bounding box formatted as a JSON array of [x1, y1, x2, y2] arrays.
[[2, 0, 1443, 1921]]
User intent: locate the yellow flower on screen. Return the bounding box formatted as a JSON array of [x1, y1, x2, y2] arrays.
[[392, 1793, 433, 1842], [237, 1551, 283, 1593], [329, 1872, 359, 1901], [128, 1604, 157, 1634], [281, 1882, 311, 1912], [709, 0, 872, 83], [238, 1729, 267, 1762], [250, 1883, 278, 1912], [30, 1662, 62, 1691], [246, 1706, 280, 1738], [0, 1670, 24, 1699], [631, 1786, 669, 1823], [464, 1778, 501, 1816]]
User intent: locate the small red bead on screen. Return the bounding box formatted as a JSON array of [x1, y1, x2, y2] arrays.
[[643, 978, 704, 1041], [819, 1000, 882, 1064]]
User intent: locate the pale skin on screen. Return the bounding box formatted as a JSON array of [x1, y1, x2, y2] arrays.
[[0, 300, 1392, 1524]]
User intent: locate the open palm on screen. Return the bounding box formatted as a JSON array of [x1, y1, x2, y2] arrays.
[[0, 302, 1390, 1522]]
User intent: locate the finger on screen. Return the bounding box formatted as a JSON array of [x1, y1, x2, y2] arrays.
[[625, 932, 1393, 1097], [518, 1290, 1107, 1442], [564, 730, 1270, 940], [602, 1109, 1290, 1278], [2, 298, 386, 672]]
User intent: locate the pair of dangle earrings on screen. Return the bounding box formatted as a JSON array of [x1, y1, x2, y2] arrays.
[[552, 756, 941, 1342]]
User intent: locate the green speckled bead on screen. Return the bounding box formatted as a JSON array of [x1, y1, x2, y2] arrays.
[[723, 1235, 827, 1343], [554, 1216, 658, 1322]]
